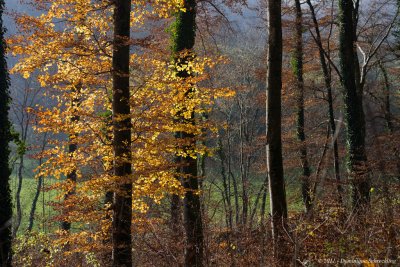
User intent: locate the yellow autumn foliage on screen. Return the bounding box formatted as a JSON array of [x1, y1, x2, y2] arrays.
[[9, 0, 232, 259]]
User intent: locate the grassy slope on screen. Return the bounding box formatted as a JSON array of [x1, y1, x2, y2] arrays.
[[11, 175, 57, 234]]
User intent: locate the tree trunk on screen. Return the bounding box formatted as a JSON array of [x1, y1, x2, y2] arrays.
[[61, 84, 80, 232], [172, 1, 204, 266], [0, 0, 13, 265], [292, 0, 312, 212], [28, 134, 47, 231], [217, 137, 233, 230], [260, 176, 268, 222], [266, 0, 288, 261], [14, 154, 24, 234], [14, 91, 30, 235], [379, 63, 393, 133], [338, 0, 370, 210], [238, 101, 249, 225], [112, 0, 133, 266], [227, 127, 239, 227], [306, 0, 343, 203], [378, 62, 400, 181], [28, 176, 42, 231], [170, 193, 182, 232]]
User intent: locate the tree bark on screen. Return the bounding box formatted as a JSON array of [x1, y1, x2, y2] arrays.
[[172, 1, 204, 265], [292, 0, 312, 212], [338, 0, 370, 210], [112, 0, 133, 266], [266, 0, 288, 261], [0, 0, 13, 265]]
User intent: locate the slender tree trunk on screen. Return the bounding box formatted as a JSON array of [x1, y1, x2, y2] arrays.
[[171, 138, 182, 231], [104, 112, 114, 207], [28, 176, 42, 231], [238, 101, 248, 225], [338, 0, 370, 210], [14, 155, 24, 234], [266, 0, 288, 261], [172, 1, 204, 265], [218, 138, 233, 230], [292, 0, 312, 212], [306, 0, 343, 202], [198, 151, 206, 217], [61, 84, 80, 231], [378, 62, 400, 181], [27, 134, 47, 231], [249, 182, 265, 226], [112, 1, 133, 266], [14, 100, 30, 235], [227, 127, 239, 227], [99, 112, 114, 263], [379, 63, 394, 133], [260, 176, 268, 222], [0, 1, 13, 265]]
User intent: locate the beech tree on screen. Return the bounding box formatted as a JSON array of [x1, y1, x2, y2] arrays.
[[111, 0, 133, 265], [292, 0, 312, 212], [338, 0, 371, 210], [0, 0, 13, 265], [266, 0, 287, 260], [61, 83, 80, 232], [172, 0, 204, 265]]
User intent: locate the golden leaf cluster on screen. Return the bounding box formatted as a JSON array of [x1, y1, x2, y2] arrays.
[[9, 0, 232, 257]]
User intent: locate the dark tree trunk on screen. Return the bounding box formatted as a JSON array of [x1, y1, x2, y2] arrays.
[[227, 128, 239, 227], [61, 84, 80, 232], [378, 62, 394, 133], [306, 0, 343, 203], [338, 0, 370, 210], [112, 0, 133, 266], [170, 193, 182, 232], [172, 1, 204, 266], [103, 111, 114, 207], [218, 137, 233, 230], [0, 0, 13, 265], [266, 0, 288, 261], [100, 111, 114, 263], [28, 134, 47, 231], [260, 177, 268, 221], [14, 88, 30, 235], [28, 176, 42, 231], [14, 153, 24, 235], [238, 102, 249, 225], [181, 150, 204, 267], [292, 0, 312, 212], [378, 62, 400, 181]]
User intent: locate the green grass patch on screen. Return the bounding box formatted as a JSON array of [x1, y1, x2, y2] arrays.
[[11, 175, 58, 234]]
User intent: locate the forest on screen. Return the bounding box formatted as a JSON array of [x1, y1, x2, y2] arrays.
[[0, 0, 399, 266]]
